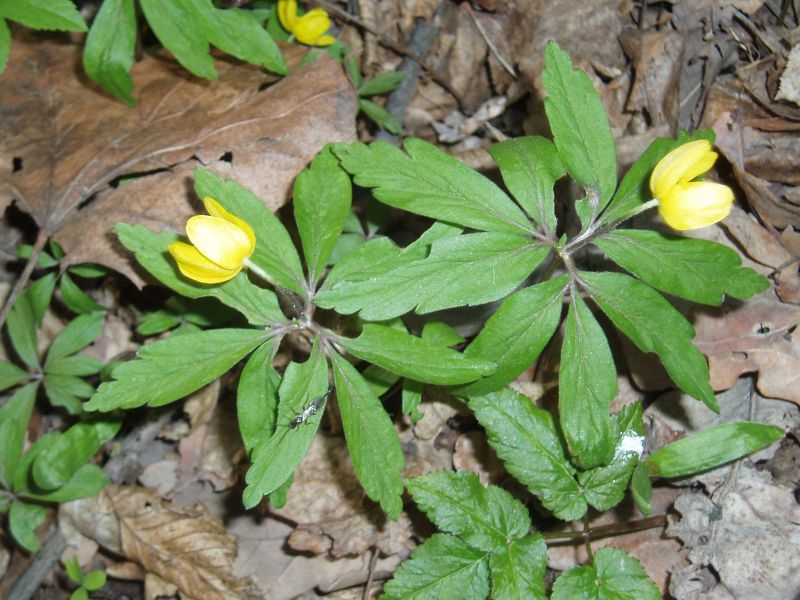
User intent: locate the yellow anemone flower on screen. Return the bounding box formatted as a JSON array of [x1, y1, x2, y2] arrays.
[[649, 139, 734, 231], [168, 198, 256, 284], [278, 0, 336, 47]]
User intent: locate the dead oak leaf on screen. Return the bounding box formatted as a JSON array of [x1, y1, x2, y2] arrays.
[[692, 295, 800, 404], [0, 34, 356, 283], [62, 484, 259, 600]]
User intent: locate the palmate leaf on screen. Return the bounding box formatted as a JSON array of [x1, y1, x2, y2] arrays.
[[594, 230, 768, 305], [317, 232, 548, 321], [293, 146, 352, 286], [542, 41, 616, 216], [338, 324, 495, 386], [86, 328, 270, 411], [406, 471, 530, 552], [551, 547, 660, 600], [490, 535, 548, 600], [457, 275, 567, 396], [560, 293, 617, 469], [116, 224, 286, 327], [44, 312, 104, 366], [331, 352, 404, 518], [242, 341, 329, 509], [488, 136, 565, 235], [380, 533, 490, 600], [333, 138, 532, 234], [468, 389, 586, 520], [580, 271, 718, 411]]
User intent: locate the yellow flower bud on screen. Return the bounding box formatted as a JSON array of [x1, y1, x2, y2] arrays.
[[278, 0, 336, 47], [649, 140, 734, 231], [168, 198, 256, 284]]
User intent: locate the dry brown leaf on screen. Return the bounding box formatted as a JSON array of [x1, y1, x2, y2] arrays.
[[452, 431, 504, 486], [271, 435, 413, 559], [691, 294, 800, 403], [0, 34, 356, 284], [61, 485, 258, 600]]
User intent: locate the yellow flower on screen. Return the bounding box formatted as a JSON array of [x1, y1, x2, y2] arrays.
[[649, 139, 734, 231], [168, 198, 256, 284], [278, 0, 336, 47]]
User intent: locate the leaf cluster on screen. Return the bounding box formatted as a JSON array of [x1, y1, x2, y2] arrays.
[[345, 51, 406, 134], [0, 0, 286, 105], [65, 556, 107, 600]]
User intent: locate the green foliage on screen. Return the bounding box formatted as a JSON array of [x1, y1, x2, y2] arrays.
[[346, 51, 406, 133], [551, 547, 660, 600], [65, 556, 107, 600], [0, 0, 287, 101], [381, 471, 547, 599]]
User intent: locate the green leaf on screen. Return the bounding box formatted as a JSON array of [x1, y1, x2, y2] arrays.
[[9, 500, 47, 552], [116, 224, 286, 326], [82, 0, 136, 105], [0, 360, 31, 392], [331, 352, 404, 518], [364, 365, 400, 398], [294, 146, 352, 285], [243, 342, 328, 508], [0, 18, 9, 75], [86, 329, 269, 411], [358, 70, 406, 96], [402, 379, 424, 423], [551, 547, 661, 600], [421, 320, 465, 347], [136, 311, 182, 335], [201, 7, 286, 75], [28, 273, 57, 325], [237, 338, 281, 455], [14, 431, 57, 493], [83, 569, 107, 591], [65, 556, 82, 584], [559, 293, 616, 468], [319, 222, 461, 293], [345, 52, 362, 88], [489, 535, 548, 600], [542, 41, 616, 215], [467, 389, 586, 520], [489, 136, 565, 235], [580, 271, 718, 411], [43, 375, 87, 414], [333, 138, 532, 234], [32, 419, 119, 490], [339, 324, 495, 385], [0, 0, 86, 31], [60, 272, 106, 314], [139, 0, 216, 79], [631, 462, 653, 516], [0, 380, 37, 425], [45, 312, 104, 366], [457, 276, 567, 396], [357, 98, 402, 134], [645, 421, 784, 479], [381, 533, 490, 600], [23, 463, 108, 503], [7, 291, 40, 369], [193, 168, 306, 295], [579, 402, 644, 511], [71, 588, 89, 600], [317, 233, 547, 320], [594, 230, 769, 306], [68, 264, 107, 278], [406, 471, 530, 552]]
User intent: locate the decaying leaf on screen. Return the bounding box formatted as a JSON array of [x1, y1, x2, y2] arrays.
[[272, 435, 413, 558], [667, 466, 800, 599], [0, 33, 356, 284], [61, 485, 259, 600]]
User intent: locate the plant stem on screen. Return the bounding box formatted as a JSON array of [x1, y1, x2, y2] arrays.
[[542, 514, 668, 544], [564, 199, 659, 254], [0, 228, 48, 331]]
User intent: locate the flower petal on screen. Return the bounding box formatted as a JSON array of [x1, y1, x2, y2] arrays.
[[203, 197, 256, 251], [168, 242, 240, 283], [650, 140, 715, 200], [657, 181, 734, 231], [186, 215, 254, 269], [294, 9, 332, 45], [278, 0, 297, 30]]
